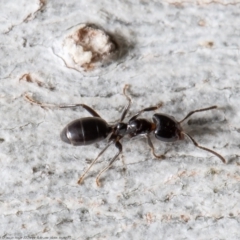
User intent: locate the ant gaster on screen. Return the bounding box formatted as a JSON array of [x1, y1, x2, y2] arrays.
[[25, 85, 226, 186]]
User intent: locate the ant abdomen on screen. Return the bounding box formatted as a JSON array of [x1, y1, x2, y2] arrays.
[[60, 117, 111, 146]]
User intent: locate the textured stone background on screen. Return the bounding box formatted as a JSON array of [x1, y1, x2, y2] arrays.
[[0, 0, 240, 239]]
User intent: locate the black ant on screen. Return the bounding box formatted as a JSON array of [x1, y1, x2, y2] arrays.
[[25, 85, 226, 186]]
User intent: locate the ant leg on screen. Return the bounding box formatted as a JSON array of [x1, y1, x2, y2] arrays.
[[59, 104, 101, 117], [179, 106, 217, 124], [146, 135, 165, 159], [129, 103, 163, 121], [77, 141, 113, 184], [182, 132, 226, 163], [24, 94, 101, 117], [120, 84, 132, 121], [96, 141, 122, 186]]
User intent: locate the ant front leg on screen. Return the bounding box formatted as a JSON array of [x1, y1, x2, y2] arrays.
[[146, 135, 165, 159], [24, 94, 101, 117], [129, 103, 163, 121]]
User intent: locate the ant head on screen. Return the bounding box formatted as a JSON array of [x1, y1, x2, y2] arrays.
[[153, 113, 184, 143]]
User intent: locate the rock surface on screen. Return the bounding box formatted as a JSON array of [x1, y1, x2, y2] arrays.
[[0, 0, 239, 239]]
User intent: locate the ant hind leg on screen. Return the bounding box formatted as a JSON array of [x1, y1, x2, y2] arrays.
[[77, 141, 113, 185], [96, 141, 122, 187], [24, 94, 101, 117], [129, 103, 163, 121]]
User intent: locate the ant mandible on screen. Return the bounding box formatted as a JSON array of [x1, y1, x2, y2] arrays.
[[25, 85, 226, 186]]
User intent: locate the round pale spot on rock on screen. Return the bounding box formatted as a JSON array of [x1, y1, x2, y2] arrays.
[[63, 24, 119, 70]]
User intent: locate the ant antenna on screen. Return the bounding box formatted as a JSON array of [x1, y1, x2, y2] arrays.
[[182, 132, 226, 163], [178, 105, 226, 163], [179, 106, 217, 124]]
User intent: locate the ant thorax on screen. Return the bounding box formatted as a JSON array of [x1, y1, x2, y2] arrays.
[[113, 122, 128, 136], [127, 118, 153, 137]]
